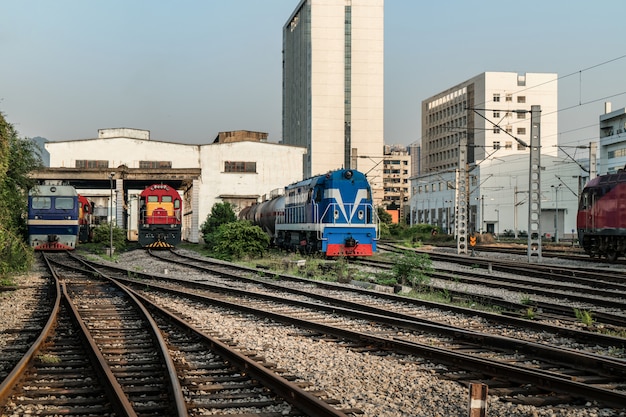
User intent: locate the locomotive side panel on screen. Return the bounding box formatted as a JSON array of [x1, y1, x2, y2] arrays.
[[577, 171, 626, 260], [244, 169, 378, 257]]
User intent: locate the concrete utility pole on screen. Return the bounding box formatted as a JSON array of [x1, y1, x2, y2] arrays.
[[589, 142, 597, 181], [456, 135, 468, 254], [528, 105, 542, 262]]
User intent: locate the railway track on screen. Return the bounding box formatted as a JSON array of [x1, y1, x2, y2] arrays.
[[374, 243, 626, 323], [0, 255, 141, 416], [68, 249, 626, 409], [1, 253, 351, 417]]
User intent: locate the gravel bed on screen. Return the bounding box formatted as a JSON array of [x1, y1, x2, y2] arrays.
[[1, 250, 624, 417]]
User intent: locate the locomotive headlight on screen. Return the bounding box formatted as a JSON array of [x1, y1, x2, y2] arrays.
[[334, 210, 339, 220], [358, 210, 364, 220]]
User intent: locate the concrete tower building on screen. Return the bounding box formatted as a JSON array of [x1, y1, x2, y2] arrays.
[[282, 0, 384, 203], [421, 72, 558, 172]]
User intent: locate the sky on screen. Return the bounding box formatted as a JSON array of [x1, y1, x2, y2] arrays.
[[1, 0, 625, 150]]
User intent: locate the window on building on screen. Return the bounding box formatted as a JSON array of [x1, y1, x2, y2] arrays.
[[505, 125, 512, 133], [493, 111, 500, 118], [139, 161, 172, 169], [505, 141, 512, 149], [493, 127, 500, 134], [516, 111, 526, 119], [493, 141, 501, 150], [75, 160, 109, 169], [493, 93, 500, 102], [517, 143, 526, 150], [224, 161, 257, 173], [517, 96, 526, 103], [505, 94, 512, 102], [517, 127, 526, 135]]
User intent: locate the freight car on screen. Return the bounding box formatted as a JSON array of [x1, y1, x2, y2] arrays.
[[137, 183, 182, 248], [240, 169, 379, 256], [27, 185, 79, 250], [577, 169, 626, 261]]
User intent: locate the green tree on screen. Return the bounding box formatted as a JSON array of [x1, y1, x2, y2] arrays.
[[0, 113, 41, 276], [377, 206, 392, 224], [200, 202, 237, 248], [211, 220, 269, 260]]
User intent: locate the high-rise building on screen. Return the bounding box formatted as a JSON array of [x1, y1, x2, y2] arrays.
[[420, 72, 558, 173], [282, 0, 384, 203], [598, 102, 626, 175]]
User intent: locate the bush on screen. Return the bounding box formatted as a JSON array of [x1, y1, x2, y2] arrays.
[[385, 250, 432, 289], [0, 226, 32, 277], [92, 223, 127, 251], [201, 202, 237, 249], [211, 220, 269, 260]]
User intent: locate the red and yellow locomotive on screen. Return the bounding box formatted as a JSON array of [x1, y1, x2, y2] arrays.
[[138, 184, 182, 248]]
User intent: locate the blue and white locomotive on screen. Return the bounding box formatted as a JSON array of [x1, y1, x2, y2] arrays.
[[27, 185, 80, 250], [240, 169, 379, 256]]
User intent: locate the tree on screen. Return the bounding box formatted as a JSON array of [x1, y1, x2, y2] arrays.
[[377, 206, 393, 224], [0, 112, 42, 276], [200, 202, 237, 247], [211, 220, 270, 260]]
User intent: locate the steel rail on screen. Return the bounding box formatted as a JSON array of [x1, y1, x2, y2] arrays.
[[129, 287, 350, 417], [128, 280, 626, 409], [0, 256, 60, 404], [59, 257, 189, 417]]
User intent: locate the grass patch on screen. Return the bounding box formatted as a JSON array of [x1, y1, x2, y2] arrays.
[[0, 277, 16, 287], [36, 353, 61, 364], [574, 308, 594, 326]]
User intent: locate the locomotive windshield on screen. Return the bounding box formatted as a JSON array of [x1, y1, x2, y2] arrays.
[[32, 197, 51, 210], [56, 197, 75, 210]]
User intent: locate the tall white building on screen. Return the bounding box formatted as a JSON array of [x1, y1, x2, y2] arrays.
[[411, 72, 577, 239], [282, 0, 384, 203], [421, 72, 558, 172], [598, 102, 626, 175]]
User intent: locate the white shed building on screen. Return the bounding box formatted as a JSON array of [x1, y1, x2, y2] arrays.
[[44, 128, 306, 243]]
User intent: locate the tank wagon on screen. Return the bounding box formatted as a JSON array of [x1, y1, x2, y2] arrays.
[[240, 169, 379, 256]]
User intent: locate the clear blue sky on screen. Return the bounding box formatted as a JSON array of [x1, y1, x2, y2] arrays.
[[1, 0, 625, 149]]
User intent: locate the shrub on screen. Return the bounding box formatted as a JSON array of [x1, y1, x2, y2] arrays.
[[211, 220, 269, 260], [201, 202, 237, 249], [389, 250, 432, 289], [92, 223, 127, 250]]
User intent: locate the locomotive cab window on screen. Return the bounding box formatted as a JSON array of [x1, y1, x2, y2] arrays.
[[56, 197, 75, 210], [32, 197, 51, 210], [148, 196, 159, 203], [162, 196, 173, 202]]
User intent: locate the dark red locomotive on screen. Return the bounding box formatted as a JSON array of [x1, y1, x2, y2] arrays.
[[577, 169, 626, 261], [138, 184, 182, 248]]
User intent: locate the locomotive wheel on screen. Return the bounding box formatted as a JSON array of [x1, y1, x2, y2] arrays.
[[606, 251, 619, 262]]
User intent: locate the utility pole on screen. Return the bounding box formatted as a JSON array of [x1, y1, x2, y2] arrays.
[[528, 105, 542, 262], [456, 135, 468, 254]]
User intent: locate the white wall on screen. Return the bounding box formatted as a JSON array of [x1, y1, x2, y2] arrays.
[[45, 135, 306, 239]]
